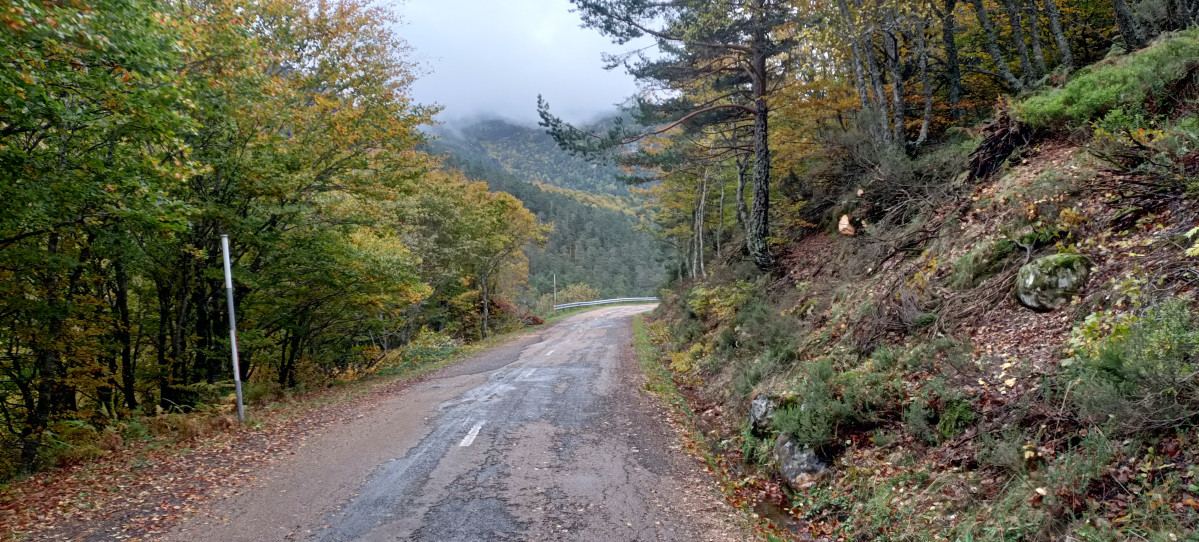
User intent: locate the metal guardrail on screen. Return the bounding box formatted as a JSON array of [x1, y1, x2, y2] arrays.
[[554, 297, 660, 311]]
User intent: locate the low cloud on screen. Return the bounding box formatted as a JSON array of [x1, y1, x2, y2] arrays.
[[397, 0, 648, 126]]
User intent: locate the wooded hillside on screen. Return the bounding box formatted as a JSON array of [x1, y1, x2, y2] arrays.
[[425, 118, 669, 304], [430, 119, 633, 195]]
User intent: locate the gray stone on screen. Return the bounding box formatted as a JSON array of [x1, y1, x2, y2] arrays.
[[773, 433, 827, 491], [748, 393, 778, 436], [1015, 253, 1091, 312]]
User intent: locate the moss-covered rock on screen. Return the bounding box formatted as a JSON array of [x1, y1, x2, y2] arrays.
[[1015, 253, 1091, 312], [773, 433, 828, 491]]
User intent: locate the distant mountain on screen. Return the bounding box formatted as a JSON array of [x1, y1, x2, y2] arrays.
[[427, 118, 629, 196], [422, 117, 668, 303]]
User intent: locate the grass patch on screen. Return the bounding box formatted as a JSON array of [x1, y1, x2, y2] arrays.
[[1017, 28, 1199, 128]]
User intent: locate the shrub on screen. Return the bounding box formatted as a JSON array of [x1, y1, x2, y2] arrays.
[[244, 380, 285, 405], [740, 424, 774, 465], [399, 327, 461, 365], [1066, 300, 1199, 435], [1017, 28, 1199, 128], [772, 358, 903, 449], [977, 428, 1028, 476], [670, 314, 704, 350], [903, 400, 935, 444], [870, 345, 898, 371], [687, 281, 755, 324], [936, 400, 976, 440], [731, 342, 795, 400], [41, 420, 106, 470], [120, 418, 150, 441]]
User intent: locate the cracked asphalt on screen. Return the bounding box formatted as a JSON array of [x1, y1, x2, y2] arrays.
[[166, 305, 743, 541]]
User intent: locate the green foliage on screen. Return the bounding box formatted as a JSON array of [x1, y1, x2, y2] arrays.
[[0, 0, 555, 481], [870, 345, 899, 371], [903, 400, 935, 444], [936, 400, 976, 440], [772, 358, 904, 449], [1066, 300, 1199, 435], [977, 428, 1028, 476], [719, 295, 802, 371], [740, 424, 774, 465], [1017, 28, 1199, 128], [399, 328, 462, 366], [687, 281, 756, 324], [670, 312, 706, 351], [437, 148, 666, 301], [958, 432, 1121, 541], [429, 119, 630, 195]]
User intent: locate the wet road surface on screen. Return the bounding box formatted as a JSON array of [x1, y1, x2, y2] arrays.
[[167, 305, 741, 541]]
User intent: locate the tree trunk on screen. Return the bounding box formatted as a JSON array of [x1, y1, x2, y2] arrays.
[[697, 171, 707, 278], [734, 154, 749, 256], [480, 285, 489, 338], [19, 234, 67, 475], [1043, 0, 1072, 70], [915, 17, 934, 146], [717, 181, 725, 256], [114, 260, 137, 410], [971, 0, 1025, 91], [1112, 0, 1146, 50], [940, 0, 965, 118], [884, 10, 905, 143], [734, 156, 749, 227], [748, 98, 772, 270], [1002, 0, 1035, 81], [854, 0, 891, 140], [836, 0, 873, 110], [747, 10, 774, 271], [156, 283, 172, 408], [1025, 0, 1048, 74]]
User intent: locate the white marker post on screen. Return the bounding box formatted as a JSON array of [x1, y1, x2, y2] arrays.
[[220, 235, 246, 424], [553, 273, 557, 315]]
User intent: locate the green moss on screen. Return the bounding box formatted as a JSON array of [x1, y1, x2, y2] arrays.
[[948, 239, 1018, 290], [1016, 28, 1199, 128]]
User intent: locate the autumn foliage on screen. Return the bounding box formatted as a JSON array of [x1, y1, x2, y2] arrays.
[[0, 0, 543, 479]]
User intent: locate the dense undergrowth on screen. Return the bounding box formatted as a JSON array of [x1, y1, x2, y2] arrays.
[[647, 30, 1199, 541]]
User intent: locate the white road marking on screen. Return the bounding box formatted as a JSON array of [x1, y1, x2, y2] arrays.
[[545, 350, 554, 356], [518, 368, 536, 380], [459, 421, 485, 447]]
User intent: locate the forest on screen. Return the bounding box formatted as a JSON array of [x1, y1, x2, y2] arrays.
[[426, 118, 668, 304], [0, 0, 558, 480], [537, 0, 1199, 539]]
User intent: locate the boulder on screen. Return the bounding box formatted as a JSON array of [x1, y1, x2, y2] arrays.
[[1015, 253, 1091, 312], [773, 433, 827, 491], [748, 393, 778, 436]]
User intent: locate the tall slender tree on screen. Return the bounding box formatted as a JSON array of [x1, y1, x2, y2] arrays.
[[539, 0, 796, 271]]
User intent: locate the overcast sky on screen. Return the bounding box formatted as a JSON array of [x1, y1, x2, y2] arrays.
[[397, 0, 646, 126]]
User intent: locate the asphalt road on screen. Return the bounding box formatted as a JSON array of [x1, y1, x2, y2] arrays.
[[167, 305, 741, 541]]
